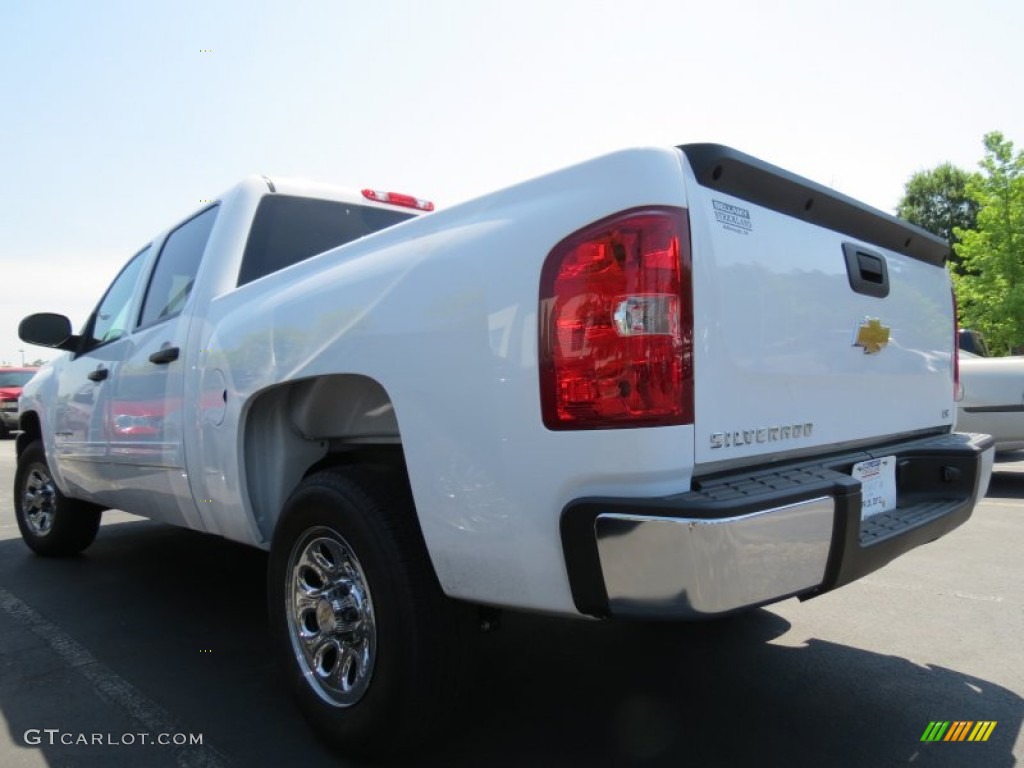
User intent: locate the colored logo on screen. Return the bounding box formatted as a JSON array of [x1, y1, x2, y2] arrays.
[[853, 317, 891, 354], [921, 721, 996, 742]]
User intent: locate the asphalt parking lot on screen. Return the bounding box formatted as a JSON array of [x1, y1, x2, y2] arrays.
[[0, 439, 1020, 767]]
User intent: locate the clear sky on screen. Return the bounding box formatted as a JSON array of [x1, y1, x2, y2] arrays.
[[1, 0, 1021, 366]]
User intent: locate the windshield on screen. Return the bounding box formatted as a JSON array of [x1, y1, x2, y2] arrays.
[[0, 371, 34, 387]]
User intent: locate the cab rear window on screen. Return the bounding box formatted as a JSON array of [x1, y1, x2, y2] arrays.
[[238, 196, 414, 286]]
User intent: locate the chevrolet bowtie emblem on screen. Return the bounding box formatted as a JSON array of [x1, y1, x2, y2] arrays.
[[853, 317, 890, 354]]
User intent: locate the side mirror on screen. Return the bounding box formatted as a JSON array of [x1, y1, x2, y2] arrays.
[[19, 313, 78, 350]]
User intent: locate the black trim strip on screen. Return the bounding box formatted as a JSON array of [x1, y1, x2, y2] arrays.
[[679, 144, 949, 266], [963, 404, 1024, 413]]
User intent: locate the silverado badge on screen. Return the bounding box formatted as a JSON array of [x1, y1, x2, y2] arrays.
[[853, 317, 890, 354]]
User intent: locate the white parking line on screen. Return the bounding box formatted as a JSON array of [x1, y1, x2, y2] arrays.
[[980, 499, 1022, 508], [0, 587, 232, 768], [859, 578, 1006, 603]]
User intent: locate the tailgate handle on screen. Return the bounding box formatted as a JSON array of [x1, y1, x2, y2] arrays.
[[842, 243, 889, 298]]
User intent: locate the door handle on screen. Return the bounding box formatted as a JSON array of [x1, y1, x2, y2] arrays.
[[87, 367, 109, 382], [149, 346, 180, 364]]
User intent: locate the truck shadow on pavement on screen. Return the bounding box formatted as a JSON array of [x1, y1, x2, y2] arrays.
[[0, 518, 1019, 768], [988, 461, 1024, 500]]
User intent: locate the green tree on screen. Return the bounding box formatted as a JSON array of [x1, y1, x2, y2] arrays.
[[953, 131, 1024, 355], [897, 163, 980, 271]]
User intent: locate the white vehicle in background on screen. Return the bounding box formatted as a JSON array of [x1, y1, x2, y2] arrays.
[[14, 143, 994, 757], [958, 350, 1024, 451]]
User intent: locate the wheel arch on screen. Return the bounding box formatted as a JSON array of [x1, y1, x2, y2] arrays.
[[241, 374, 412, 544], [15, 410, 42, 459]]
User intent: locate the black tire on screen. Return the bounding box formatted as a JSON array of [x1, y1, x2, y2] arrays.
[[14, 440, 102, 556], [268, 466, 473, 759]]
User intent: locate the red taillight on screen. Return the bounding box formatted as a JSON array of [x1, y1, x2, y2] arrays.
[[952, 288, 963, 402], [539, 207, 693, 430], [361, 188, 435, 211]]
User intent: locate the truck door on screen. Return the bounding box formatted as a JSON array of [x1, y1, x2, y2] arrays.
[[52, 247, 150, 504], [105, 205, 218, 528]]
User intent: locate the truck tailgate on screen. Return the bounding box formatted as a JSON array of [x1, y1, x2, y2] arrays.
[[679, 145, 954, 470]]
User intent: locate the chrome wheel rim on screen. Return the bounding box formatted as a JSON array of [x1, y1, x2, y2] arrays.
[[22, 463, 57, 537], [286, 526, 377, 707]]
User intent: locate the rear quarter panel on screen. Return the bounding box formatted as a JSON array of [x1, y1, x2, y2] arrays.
[[195, 148, 698, 615]]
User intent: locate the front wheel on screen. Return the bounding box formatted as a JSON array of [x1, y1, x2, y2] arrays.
[[14, 440, 102, 556], [268, 466, 472, 759]]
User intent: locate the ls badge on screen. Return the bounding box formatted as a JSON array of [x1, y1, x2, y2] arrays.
[[853, 317, 890, 354]]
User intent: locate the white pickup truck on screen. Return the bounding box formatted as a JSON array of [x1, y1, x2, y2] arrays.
[[15, 144, 994, 756]]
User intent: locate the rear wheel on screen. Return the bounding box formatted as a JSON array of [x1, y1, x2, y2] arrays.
[[14, 440, 102, 556], [268, 466, 472, 758]]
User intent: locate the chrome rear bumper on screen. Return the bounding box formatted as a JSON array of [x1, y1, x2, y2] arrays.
[[561, 431, 994, 619], [595, 497, 833, 618]]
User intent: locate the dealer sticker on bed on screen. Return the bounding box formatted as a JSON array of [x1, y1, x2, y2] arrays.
[[852, 456, 897, 519]]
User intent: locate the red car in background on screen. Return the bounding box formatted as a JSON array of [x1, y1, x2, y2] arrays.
[[0, 367, 39, 438]]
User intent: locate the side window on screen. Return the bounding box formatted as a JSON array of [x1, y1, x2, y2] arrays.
[[138, 206, 218, 328], [88, 246, 151, 348]]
